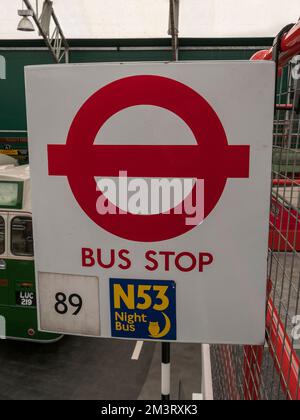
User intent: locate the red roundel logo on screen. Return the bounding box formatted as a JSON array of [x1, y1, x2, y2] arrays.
[[48, 75, 250, 242]]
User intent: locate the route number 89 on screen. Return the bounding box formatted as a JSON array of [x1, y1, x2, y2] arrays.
[[55, 292, 82, 315]]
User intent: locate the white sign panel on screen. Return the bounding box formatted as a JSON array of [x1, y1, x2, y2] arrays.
[[25, 61, 275, 344]]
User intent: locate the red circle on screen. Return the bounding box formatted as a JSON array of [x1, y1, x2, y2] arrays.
[[64, 75, 229, 242]]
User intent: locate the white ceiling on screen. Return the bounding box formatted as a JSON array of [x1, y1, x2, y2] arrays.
[[1, 0, 300, 39]]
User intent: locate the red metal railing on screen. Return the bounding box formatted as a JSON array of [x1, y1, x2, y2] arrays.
[[251, 21, 300, 68], [211, 19, 300, 401], [247, 20, 300, 400]]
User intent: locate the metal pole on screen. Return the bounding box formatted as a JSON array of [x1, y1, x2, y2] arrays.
[[161, 2, 180, 402], [161, 342, 171, 400], [169, 0, 179, 61], [22, 0, 69, 63]]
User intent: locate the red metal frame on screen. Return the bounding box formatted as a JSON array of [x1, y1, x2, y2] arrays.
[[244, 23, 300, 401], [251, 21, 300, 68], [243, 345, 263, 400], [269, 196, 300, 252], [266, 296, 300, 400], [252, 22, 300, 253], [243, 279, 300, 400], [272, 179, 300, 186]]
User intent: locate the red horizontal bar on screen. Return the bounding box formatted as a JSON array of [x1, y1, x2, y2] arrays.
[[48, 144, 250, 179], [276, 104, 293, 110], [273, 179, 300, 186]]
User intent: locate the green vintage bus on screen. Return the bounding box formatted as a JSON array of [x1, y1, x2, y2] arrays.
[[0, 163, 61, 341]]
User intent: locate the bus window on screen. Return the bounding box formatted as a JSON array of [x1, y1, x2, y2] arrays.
[[0, 217, 4, 254], [11, 216, 33, 257]]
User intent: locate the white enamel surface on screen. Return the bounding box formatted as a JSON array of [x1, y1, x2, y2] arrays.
[[25, 61, 274, 344]]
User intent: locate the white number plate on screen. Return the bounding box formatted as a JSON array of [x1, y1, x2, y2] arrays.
[[38, 272, 101, 337]]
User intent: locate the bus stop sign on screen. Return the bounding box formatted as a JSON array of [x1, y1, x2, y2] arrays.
[[25, 61, 275, 344]]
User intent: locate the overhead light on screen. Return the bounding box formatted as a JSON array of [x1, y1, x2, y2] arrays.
[[17, 9, 35, 32], [17, 17, 35, 32]]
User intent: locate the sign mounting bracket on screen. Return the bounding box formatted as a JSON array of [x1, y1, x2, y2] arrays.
[[168, 0, 180, 61]]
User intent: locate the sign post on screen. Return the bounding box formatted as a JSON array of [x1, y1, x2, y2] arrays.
[[25, 61, 275, 351], [162, 341, 171, 400]]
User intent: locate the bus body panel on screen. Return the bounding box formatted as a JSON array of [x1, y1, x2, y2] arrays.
[[0, 168, 61, 342]]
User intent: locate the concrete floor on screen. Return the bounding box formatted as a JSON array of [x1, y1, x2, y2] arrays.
[[0, 337, 202, 400], [139, 343, 202, 400], [0, 336, 154, 400]]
